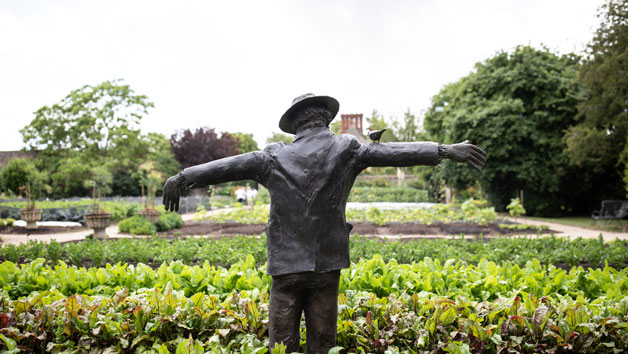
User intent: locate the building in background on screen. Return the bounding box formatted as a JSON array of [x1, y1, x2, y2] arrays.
[[339, 113, 368, 143]]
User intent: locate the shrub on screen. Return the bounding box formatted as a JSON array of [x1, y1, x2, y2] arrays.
[[0, 217, 16, 227], [118, 215, 156, 235], [0, 158, 35, 196], [156, 210, 184, 231], [102, 201, 139, 221], [46, 239, 64, 263], [507, 197, 526, 216], [1, 244, 19, 263]]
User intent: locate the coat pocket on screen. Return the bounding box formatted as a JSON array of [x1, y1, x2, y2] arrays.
[[345, 222, 353, 235]]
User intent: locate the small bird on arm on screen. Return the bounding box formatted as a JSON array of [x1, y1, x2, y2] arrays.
[[367, 128, 386, 143]]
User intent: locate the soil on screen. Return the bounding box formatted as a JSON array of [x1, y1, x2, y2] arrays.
[[163, 222, 266, 236], [0, 225, 86, 234], [159, 220, 556, 237]]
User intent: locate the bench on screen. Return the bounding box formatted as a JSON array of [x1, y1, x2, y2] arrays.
[[592, 200, 628, 222]]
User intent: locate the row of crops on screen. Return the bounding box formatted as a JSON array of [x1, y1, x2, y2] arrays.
[[202, 200, 499, 226], [252, 186, 431, 204], [0, 235, 626, 270], [0, 234, 627, 352], [0, 256, 627, 352]]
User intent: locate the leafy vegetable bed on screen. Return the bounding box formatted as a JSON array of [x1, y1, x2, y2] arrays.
[[0, 257, 627, 353], [203, 201, 499, 226], [348, 186, 430, 203], [251, 186, 431, 204], [1, 235, 626, 270]]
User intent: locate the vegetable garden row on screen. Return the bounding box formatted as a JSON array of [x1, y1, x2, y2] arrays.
[[252, 187, 431, 204], [201, 200, 499, 226], [0, 234, 627, 353], [0, 235, 626, 270], [0, 255, 627, 353], [1, 199, 626, 352]]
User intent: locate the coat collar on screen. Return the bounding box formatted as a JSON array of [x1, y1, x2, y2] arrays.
[[293, 126, 333, 142]]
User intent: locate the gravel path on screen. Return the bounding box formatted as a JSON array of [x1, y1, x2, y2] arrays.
[[504, 216, 628, 240], [0, 224, 126, 245]]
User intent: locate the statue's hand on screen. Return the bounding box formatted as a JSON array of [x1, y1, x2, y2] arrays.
[[163, 173, 186, 212], [444, 140, 487, 171]]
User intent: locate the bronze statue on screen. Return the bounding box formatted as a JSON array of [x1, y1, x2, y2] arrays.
[[163, 93, 486, 353]]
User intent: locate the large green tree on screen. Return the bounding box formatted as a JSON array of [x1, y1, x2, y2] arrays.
[[110, 132, 181, 196], [424, 46, 587, 215], [265, 132, 294, 145], [232, 132, 260, 153], [366, 110, 397, 142], [21, 80, 179, 197], [392, 109, 423, 143], [330, 120, 341, 135], [22, 80, 152, 158], [563, 0, 628, 195], [0, 158, 47, 199]]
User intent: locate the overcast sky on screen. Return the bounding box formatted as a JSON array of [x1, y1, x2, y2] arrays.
[[0, 0, 603, 151]]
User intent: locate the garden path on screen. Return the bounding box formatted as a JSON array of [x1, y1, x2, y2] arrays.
[[0, 209, 224, 246], [504, 216, 628, 240], [0, 223, 126, 245]]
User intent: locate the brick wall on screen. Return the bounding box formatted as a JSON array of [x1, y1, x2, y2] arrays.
[[0, 151, 38, 167]]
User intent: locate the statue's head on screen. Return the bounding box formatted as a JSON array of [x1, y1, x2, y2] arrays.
[[279, 93, 339, 134]]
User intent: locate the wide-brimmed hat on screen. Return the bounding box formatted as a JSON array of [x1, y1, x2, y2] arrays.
[[279, 93, 339, 134]]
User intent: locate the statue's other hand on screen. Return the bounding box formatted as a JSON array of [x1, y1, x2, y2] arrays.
[[163, 173, 185, 212], [449, 140, 487, 172]]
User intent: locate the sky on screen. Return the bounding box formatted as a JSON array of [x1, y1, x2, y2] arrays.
[[0, 0, 604, 151]]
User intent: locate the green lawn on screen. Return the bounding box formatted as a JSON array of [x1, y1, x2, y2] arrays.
[[523, 215, 628, 232]]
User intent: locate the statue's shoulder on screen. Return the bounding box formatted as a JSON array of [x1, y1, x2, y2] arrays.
[[262, 142, 286, 155], [336, 133, 362, 148]]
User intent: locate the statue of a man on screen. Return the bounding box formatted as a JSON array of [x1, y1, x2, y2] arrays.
[[163, 93, 486, 353]]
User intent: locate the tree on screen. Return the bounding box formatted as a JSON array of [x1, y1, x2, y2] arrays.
[[563, 0, 628, 195], [392, 109, 423, 142], [50, 154, 94, 196], [266, 132, 294, 145], [366, 110, 397, 142], [0, 158, 47, 199], [232, 132, 260, 153], [424, 46, 585, 215], [21, 80, 153, 159], [144, 133, 181, 179], [110, 132, 181, 196], [170, 127, 239, 168], [20, 80, 179, 197]]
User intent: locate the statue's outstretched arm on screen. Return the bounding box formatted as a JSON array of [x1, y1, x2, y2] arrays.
[[359, 140, 486, 171], [163, 152, 267, 212]]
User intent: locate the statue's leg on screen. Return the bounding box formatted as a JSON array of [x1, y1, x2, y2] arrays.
[[269, 273, 305, 352], [303, 270, 340, 354]]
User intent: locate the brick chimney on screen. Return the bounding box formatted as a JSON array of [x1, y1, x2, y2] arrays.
[[340, 113, 363, 135]]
